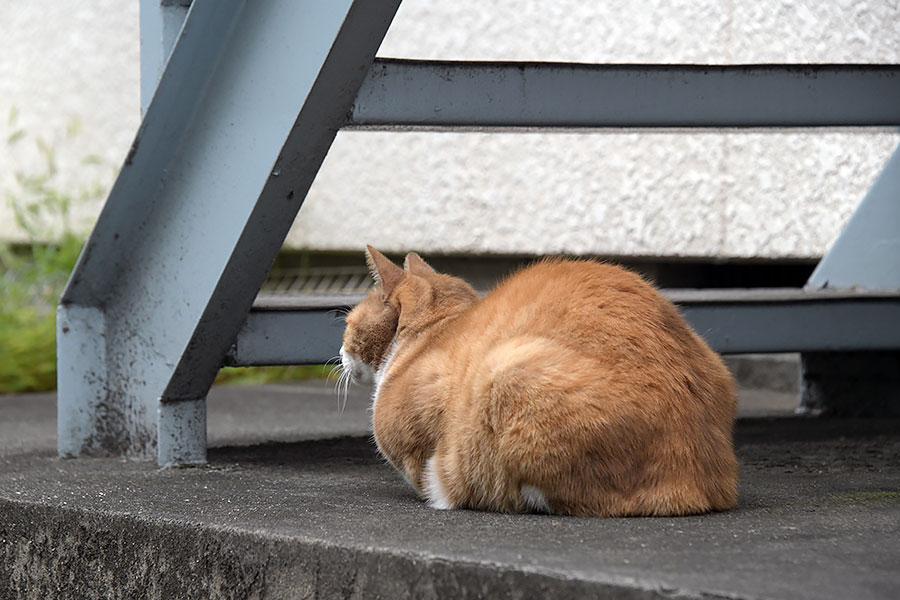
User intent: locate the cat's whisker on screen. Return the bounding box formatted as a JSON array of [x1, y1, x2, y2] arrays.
[[331, 366, 345, 401], [333, 371, 342, 409], [332, 368, 350, 413], [328, 308, 351, 323], [334, 371, 347, 400], [340, 370, 351, 414], [323, 356, 342, 382], [345, 375, 352, 413]]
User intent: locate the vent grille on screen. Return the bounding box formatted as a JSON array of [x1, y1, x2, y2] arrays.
[[261, 267, 373, 294]]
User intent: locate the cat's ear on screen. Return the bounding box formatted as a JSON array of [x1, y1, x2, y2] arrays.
[[404, 252, 436, 277], [365, 245, 404, 298]]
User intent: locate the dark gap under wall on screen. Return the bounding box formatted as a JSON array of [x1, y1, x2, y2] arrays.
[[268, 250, 817, 293]]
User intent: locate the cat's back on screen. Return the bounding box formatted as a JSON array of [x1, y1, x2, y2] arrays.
[[468, 258, 681, 349], [446, 258, 734, 415], [436, 259, 739, 516], [488, 258, 656, 308]]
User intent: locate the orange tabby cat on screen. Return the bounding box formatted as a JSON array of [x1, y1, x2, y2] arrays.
[[340, 246, 738, 516]]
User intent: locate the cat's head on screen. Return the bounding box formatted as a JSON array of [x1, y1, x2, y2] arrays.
[[340, 245, 478, 383]]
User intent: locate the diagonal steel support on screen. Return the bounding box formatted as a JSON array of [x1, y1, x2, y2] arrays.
[[139, 0, 191, 116], [58, 0, 400, 465], [800, 143, 900, 416], [806, 143, 900, 293]]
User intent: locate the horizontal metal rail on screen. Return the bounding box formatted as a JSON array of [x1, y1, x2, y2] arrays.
[[224, 294, 362, 366], [348, 60, 900, 130], [225, 290, 900, 366], [672, 289, 900, 354]]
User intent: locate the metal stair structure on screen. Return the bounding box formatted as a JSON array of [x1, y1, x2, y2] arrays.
[[58, 0, 900, 466]]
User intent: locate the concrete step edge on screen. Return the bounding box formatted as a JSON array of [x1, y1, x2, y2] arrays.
[[0, 497, 738, 600]]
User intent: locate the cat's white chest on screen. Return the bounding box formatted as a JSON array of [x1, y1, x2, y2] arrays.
[[371, 341, 399, 413]]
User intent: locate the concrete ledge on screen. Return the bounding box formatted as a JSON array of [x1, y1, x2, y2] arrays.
[[2, 423, 899, 599], [4, 498, 692, 600], [2, 382, 898, 599], [2, 497, 642, 600]]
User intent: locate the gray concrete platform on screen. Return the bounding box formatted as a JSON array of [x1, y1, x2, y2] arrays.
[[1, 381, 898, 599]]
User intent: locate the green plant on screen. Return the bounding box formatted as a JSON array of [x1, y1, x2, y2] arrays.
[[214, 364, 335, 385], [1, 108, 333, 393], [0, 110, 95, 393]]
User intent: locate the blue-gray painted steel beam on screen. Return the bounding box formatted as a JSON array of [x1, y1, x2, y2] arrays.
[[224, 295, 363, 367], [225, 290, 900, 366], [139, 0, 191, 116], [348, 60, 900, 130], [672, 290, 900, 354], [58, 0, 400, 466], [801, 144, 900, 415], [807, 144, 900, 292]]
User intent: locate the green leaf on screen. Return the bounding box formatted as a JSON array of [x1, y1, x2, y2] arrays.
[[6, 129, 25, 145], [66, 116, 82, 138]]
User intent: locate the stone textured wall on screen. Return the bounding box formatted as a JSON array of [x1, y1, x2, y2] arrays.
[[0, 0, 140, 241], [2, 1, 898, 258]]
